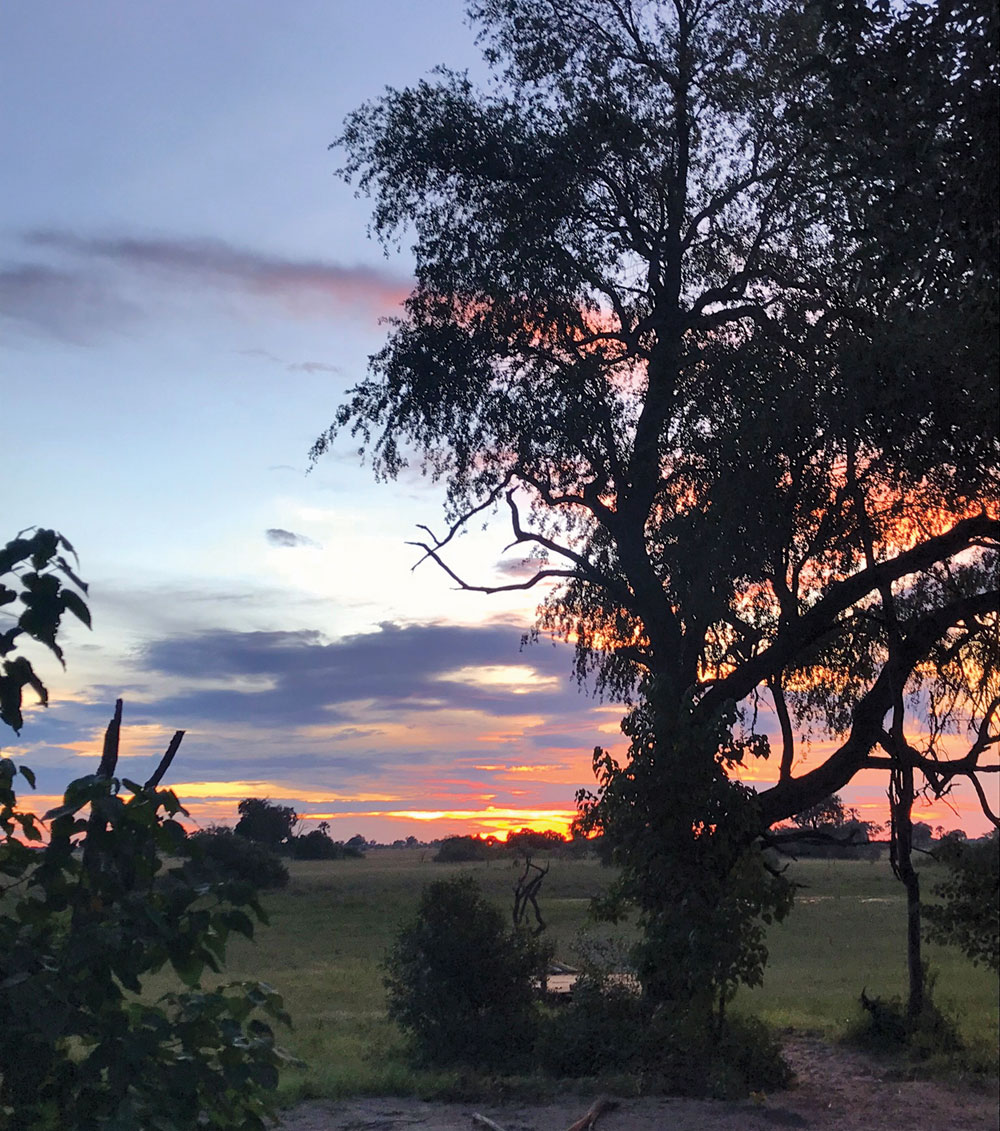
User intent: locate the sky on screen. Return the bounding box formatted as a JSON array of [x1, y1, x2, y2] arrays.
[[1, 1, 993, 842]]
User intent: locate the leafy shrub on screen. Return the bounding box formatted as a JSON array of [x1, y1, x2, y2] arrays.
[[538, 929, 788, 1096], [188, 826, 289, 888], [0, 534, 294, 1127], [925, 834, 999, 971], [383, 875, 544, 1070], [537, 981, 789, 1097], [849, 972, 963, 1060], [536, 975, 643, 1077], [0, 751, 294, 1130]]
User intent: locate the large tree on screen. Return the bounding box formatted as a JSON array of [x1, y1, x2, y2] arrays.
[[318, 0, 997, 827]]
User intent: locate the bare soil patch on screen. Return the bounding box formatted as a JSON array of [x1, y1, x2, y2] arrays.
[[277, 1034, 998, 1131]]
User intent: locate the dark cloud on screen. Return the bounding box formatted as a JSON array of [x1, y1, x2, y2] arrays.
[[134, 621, 593, 729], [265, 528, 318, 549]]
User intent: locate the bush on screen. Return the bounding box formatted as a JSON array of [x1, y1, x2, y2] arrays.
[[925, 834, 999, 971], [0, 748, 294, 1130], [537, 929, 788, 1096], [0, 536, 293, 1127], [383, 875, 545, 1070], [537, 981, 790, 1097], [849, 972, 963, 1060], [188, 827, 289, 889], [536, 975, 643, 1077]]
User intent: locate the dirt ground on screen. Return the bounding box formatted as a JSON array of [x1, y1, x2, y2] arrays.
[[276, 1034, 999, 1130]]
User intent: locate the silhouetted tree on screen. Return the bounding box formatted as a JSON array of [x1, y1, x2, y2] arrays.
[[316, 0, 998, 1025], [234, 798, 298, 848], [791, 795, 847, 831]]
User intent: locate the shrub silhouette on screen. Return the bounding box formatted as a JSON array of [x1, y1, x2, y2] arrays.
[[383, 875, 543, 1070], [188, 827, 289, 889]]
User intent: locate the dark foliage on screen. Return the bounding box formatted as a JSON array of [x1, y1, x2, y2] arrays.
[[536, 976, 790, 1098], [188, 826, 290, 889], [0, 528, 89, 734], [579, 695, 794, 1023], [0, 721, 294, 1130], [234, 797, 298, 848], [383, 875, 545, 1070], [433, 834, 499, 862], [924, 834, 1000, 972], [851, 974, 963, 1060], [506, 827, 568, 855], [0, 538, 292, 1128], [291, 829, 364, 860]]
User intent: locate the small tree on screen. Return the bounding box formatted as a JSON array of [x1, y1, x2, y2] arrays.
[[791, 795, 847, 831], [383, 875, 543, 1069], [578, 693, 794, 1031], [234, 797, 298, 848]]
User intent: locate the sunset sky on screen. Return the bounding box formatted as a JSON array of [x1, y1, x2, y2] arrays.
[[2, 1, 993, 842]]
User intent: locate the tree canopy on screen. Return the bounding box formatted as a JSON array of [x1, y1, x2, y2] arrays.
[[317, 0, 997, 836], [234, 797, 298, 848]]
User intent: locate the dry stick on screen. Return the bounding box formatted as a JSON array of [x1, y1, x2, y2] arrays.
[[471, 1115, 508, 1131], [97, 698, 124, 778], [565, 1098, 617, 1131], [145, 729, 186, 790], [471, 1097, 617, 1131]]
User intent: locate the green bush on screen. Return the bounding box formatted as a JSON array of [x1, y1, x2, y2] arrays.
[[0, 754, 294, 1130], [925, 834, 999, 971], [383, 875, 545, 1070], [536, 976, 643, 1077], [188, 827, 289, 889], [537, 981, 790, 1098], [0, 534, 293, 1127], [849, 972, 963, 1061]]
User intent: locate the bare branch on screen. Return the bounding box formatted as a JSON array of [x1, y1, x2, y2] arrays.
[[406, 537, 579, 594], [145, 730, 186, 791], [97, 699, 123, 779]]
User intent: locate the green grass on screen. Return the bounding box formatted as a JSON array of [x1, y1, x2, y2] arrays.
[[144, 850, 998, 1101], [733, 856, 999, 1057]]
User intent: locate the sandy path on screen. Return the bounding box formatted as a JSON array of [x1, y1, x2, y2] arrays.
[[276, 1035, 999, 1131]]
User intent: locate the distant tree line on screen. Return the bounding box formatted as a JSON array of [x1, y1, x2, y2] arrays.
[[433, 828, 593, 862]]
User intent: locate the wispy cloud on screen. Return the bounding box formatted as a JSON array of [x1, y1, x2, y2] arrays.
[[287, 360, 341, 374], [1, 229, 411, 341], [27, 229, 409, 313], [0, 262, 136, 343]]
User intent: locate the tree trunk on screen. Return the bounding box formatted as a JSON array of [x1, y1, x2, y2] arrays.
[[890, 760, 924, 1020]]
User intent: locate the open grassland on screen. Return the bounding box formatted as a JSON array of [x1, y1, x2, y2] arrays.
[[150, 850, 998, 1102]]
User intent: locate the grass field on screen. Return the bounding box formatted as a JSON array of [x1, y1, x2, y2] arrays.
[[155, 850, 998, 1102]]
